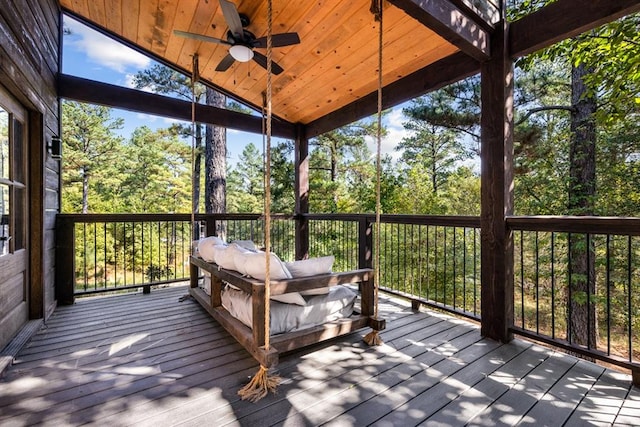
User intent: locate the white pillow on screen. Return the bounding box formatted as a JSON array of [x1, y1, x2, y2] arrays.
[[285, 256, 335, 278], [299, 287, 330, 296], [271, 292, 307, 306], [198, 236, 225, 262], [242, 252, 304, 305], [228, 243, 250, 273], [231, 240, 258, 252], [212, 244, 228, 265], [242, 251, 292, 280], [214, 245, 232, 269], [216, 243, 246, 271]]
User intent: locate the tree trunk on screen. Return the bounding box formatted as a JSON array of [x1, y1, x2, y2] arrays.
[[431, 144, 437, 194], [82, 168, 89, 214], [330, 143, 337, 182], [205, 87, 227, 215], [192, 123, 202, 214], [567, 61, 597, 349]]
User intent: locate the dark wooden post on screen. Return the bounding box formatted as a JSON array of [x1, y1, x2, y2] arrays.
[[252, 283, 266, 348], [29, 112, 45, 319], [55, 216, 75, 305], [480, 16, 514, 342], [358, 216, 373, 270], [294, 123, 309, 260], [205, 215, 216, 237]]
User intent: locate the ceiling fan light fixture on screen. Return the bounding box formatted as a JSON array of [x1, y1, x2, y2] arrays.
[[229, 45, 254, 62]]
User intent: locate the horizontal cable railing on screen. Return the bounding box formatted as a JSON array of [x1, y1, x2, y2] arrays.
[[508, 216, 640, 372]]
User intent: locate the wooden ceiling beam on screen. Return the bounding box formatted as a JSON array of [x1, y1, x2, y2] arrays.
[[387, 0, 490, 61], [306, 52, 479, 138], [58, 74, 297, 139], [510, 0, 640, 58]]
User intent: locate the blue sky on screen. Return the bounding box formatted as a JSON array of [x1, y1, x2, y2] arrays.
[[61, 15, 410, 165]]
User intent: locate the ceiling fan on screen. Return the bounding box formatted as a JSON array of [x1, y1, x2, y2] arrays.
[[174, 0, 300, 75]]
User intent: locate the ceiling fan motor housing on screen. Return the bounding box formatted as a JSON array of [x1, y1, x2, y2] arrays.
[[226, 29, 255, 46]]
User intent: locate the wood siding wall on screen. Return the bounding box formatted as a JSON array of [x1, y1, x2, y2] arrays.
[[0, 0, 60, 349]]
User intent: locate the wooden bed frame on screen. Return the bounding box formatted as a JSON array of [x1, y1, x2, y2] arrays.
[[189, 255, 385, 368]]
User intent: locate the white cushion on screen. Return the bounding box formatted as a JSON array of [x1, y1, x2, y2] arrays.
[[285, 256, 335, 296], [299, 287, 330, 296], [270, 292, 307, 306], [231, 240, 258, 252], [198, 236, 225, 262], [216, 243, 245, 271], [212, 244, 228, 265], [285, 256, 335, 278], [227, 243, 250, 273], [214, 245, 233, 269], [241, 252, 303, 305], [242, 251, 292, 280]]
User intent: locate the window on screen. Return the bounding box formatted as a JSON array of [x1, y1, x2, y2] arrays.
[[0, 87, 26, 256]]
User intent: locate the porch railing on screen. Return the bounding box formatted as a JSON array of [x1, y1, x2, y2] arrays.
[[55, 212, 639, 378], [305, 214, 482, 319], [55, 213, 298, 301], [508, 216, 640, 376]]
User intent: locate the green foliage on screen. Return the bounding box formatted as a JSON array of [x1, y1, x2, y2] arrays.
[[226, 141, 295, 214], [61, 101, 124, 213], [270, 141, 295, 213], [309, 119, 382, 212], [227, 143, 264, 213], [117, 126, 192, 213], [132, 64, 203, 101]]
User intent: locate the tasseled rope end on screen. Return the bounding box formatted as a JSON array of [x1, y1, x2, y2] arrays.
[[363, 329, 383, 346], [238, 365, 281, 402]]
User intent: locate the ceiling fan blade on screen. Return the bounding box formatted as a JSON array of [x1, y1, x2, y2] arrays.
[[253, 33, 301, 48], [252, 51, 284, 75], [219, 0, 244, 37], [173, 30, 230, 45], [215, 54, 236, 72]]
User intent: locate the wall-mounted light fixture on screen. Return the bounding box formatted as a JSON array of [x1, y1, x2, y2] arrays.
[[48, 136, 62, 159]]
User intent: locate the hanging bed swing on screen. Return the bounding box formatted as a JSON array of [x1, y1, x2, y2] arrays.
[[188, 0, 387, 401]]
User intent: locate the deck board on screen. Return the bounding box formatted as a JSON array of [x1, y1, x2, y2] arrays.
[[0, 285, 638, 426]]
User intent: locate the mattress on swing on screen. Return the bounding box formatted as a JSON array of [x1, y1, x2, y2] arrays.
[[220, 284, 357, 335]]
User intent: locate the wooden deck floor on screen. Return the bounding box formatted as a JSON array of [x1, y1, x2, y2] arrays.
[[1, 285, 639, 426]]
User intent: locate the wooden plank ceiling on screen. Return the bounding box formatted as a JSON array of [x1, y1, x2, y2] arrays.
[[59, 0, 462, 125]]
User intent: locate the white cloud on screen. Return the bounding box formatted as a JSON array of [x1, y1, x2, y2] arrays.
[[65, 17, 150, 73], [366, 108, 412, 162], [135, 113, 158, 122]]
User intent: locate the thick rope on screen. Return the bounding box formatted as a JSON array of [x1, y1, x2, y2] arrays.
[[190, 54, 199, 243], [238, 0, 281, 402], [364, 0, 383, 347], [264, 0, 273, 354]]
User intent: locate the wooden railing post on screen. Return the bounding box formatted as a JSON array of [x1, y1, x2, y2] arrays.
[[358, 216, 373, 270], [295, 214, 309, 261], [205, 215, 217, 237], [294, 123, 309, 260], [55, 216, 75, 305]]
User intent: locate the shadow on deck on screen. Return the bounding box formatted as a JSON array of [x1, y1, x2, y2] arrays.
[[1, 285, 639, 426]]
